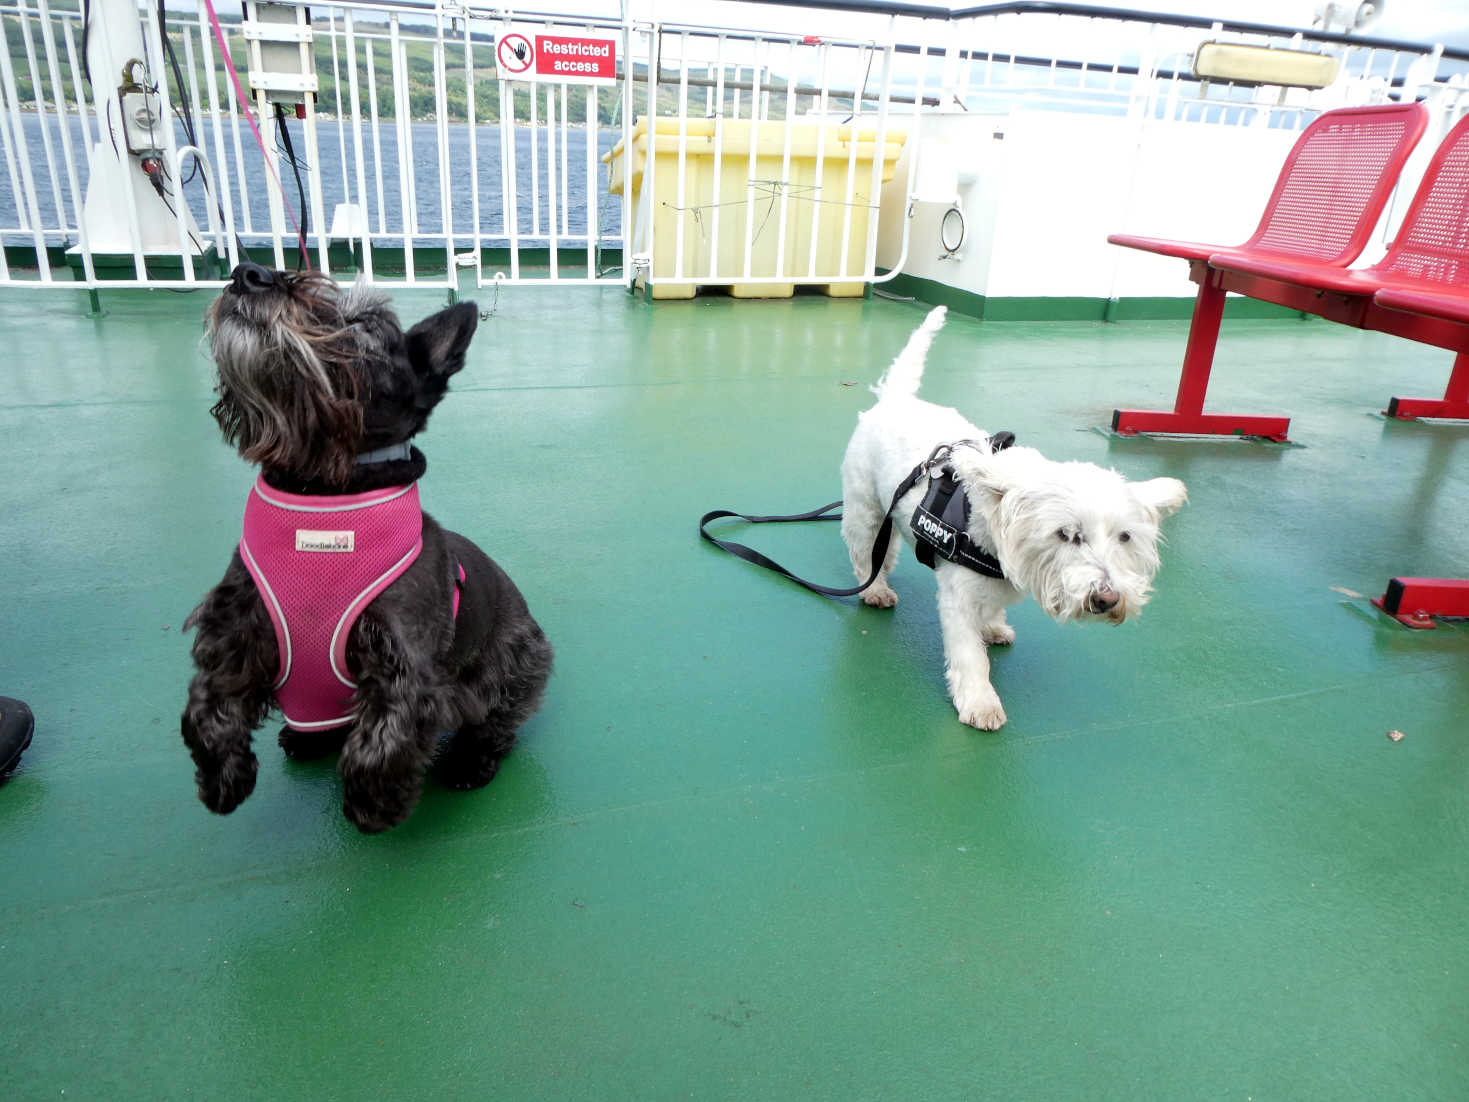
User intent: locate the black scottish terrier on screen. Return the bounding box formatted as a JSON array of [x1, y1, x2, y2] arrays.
[[181, 264, 552, 833]]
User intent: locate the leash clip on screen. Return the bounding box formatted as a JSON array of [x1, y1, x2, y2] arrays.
[[923, 442, 955, 478]]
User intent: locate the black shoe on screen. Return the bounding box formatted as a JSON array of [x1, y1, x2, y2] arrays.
[[1, 697, 35, 778]]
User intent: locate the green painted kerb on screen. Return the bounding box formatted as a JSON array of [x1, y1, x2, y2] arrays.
[[881, 270, 1306, 321]]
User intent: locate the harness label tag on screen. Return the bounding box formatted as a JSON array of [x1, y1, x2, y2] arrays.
[[913, 508, 957, 553], [295, 529, 355, 553]]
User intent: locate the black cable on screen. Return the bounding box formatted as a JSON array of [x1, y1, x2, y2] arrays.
[[152, 1, 249, 268], [158, 0, 199, 185], [105, 99, 120, 157], [81, 0, 92, 85], [274, 103, 310, 269], [144, 167, 207, 256]]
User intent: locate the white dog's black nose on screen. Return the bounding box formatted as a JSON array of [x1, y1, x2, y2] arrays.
[[229, 262, 278, 295], [1088, 587, 1121, 614]]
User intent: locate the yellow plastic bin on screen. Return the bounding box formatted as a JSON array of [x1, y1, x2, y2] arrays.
[[604, 116, 906, 299]]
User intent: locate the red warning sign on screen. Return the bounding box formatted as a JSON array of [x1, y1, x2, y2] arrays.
[[496, 33, 533, 75], [494, 28, 618, 85], [535, 35, 617, 82]]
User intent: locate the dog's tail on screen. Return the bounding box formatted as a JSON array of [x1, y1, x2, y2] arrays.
[[871, 305, 947, 401]]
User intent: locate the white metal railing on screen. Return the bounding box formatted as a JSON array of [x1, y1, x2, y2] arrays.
[[1, 0, 1467, 295]]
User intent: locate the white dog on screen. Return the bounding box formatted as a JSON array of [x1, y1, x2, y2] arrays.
[[840, 306, 1187, 730]]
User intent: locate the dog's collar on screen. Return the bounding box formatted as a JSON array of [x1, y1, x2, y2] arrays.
[[909, 433, 1014, 579], [355, 442, 413, 465]]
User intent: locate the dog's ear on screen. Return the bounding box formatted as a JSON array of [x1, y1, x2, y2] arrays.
[[406, 302, 479, 378], [1132, 477, 1188, 518]]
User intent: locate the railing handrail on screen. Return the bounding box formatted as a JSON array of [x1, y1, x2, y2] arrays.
[[725, 0, 1469, 65], [3, 0, 1464, 295]]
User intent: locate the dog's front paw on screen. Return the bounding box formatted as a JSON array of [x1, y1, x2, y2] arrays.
[[342, 799, 409, 835], [861, 582, 899, 608], [341, 772, 421, 835], [195, 752, 259, 814], [980, 622, 1015, 645], [435, 749, 505, 791], [955, 692, 1007, 731]]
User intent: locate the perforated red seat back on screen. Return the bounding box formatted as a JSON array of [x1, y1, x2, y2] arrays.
[[1245, 103, 1428, 264], [1375, 112, 1469, 286]]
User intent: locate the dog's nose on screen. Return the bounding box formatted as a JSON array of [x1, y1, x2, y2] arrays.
[[229, 262, 278, 295], [1088, 586, 1121, 614]]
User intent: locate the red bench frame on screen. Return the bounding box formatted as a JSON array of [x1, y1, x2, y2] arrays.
[[1108, 102, 1429, 441], [1207, 110, 1469, 429], [1371, 578, 1469, 628], [1111, 106, 1469, 628]]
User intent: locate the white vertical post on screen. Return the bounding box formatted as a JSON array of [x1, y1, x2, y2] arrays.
[[327, 12, 352, 214], [60, 20, 95, 169], [773, 38, 797, 282], [34, 0, 93, 282], [367, 38, 387, 236], [390, 15, 414, 280], [225, 29, 254, 237], [708, 37, 726, 282], [561, 82, 570, 238], [807, 42, 830, 278], [180, 30, 223, 261], [645, 24, 659, 288], [530, 60, 540, 237], [837, 46, 867, 280], [140, 0, 195, 280], [194, 3, 238, 267], [675, 32, 689, 281], [547, 85, 559, 278], [294, 4, 329, 273], [742, 40, 763, 280], [504, 79, 521, 279], [15, 0, 66, 234], [346, 12, 374, 280], [620, 8, 634, 284], [0, 10, 55, 278], [585, 77, 598, 279], [863, 40, 902, 281], [433, 10, 454, 282], [244, 0, 287, 269], [180, 28, 226, 264], [463, 14, 481, 286]]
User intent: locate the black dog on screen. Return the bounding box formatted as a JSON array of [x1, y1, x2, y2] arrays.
[[181, 265, 552, 833]]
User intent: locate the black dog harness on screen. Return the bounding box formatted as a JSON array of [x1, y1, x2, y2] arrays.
[[698, 433, 1015, 598], [908, 435, 1013, 578]]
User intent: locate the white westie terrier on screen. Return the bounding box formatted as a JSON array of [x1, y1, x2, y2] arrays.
[[840, 306, 1187, 730]]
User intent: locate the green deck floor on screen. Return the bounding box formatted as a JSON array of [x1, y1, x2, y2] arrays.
[[2, 284, 1467, 1099]]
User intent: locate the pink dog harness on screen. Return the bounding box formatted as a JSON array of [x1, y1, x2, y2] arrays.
[[240, 476, 434, 731]]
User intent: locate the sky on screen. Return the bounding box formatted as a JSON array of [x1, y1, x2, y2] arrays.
[[1066, 1, 1469, 46]]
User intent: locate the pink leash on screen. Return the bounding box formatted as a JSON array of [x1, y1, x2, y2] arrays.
[[202, 0, 310, 262]]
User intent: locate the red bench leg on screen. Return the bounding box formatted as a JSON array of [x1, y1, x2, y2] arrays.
[[1386, 349, 1469, 421], [1372, 576, 1469, 628], [1113, 276, 1292, 441]]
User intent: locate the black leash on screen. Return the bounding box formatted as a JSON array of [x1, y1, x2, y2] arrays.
[[698, 434, 1015, 599]]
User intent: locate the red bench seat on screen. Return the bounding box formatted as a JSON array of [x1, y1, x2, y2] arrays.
[[1110, 106, 1469, 628], [1107, 102, 1429, 441], [1206, 110, 1469, 426], [1375, 286, 1469, 324]]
